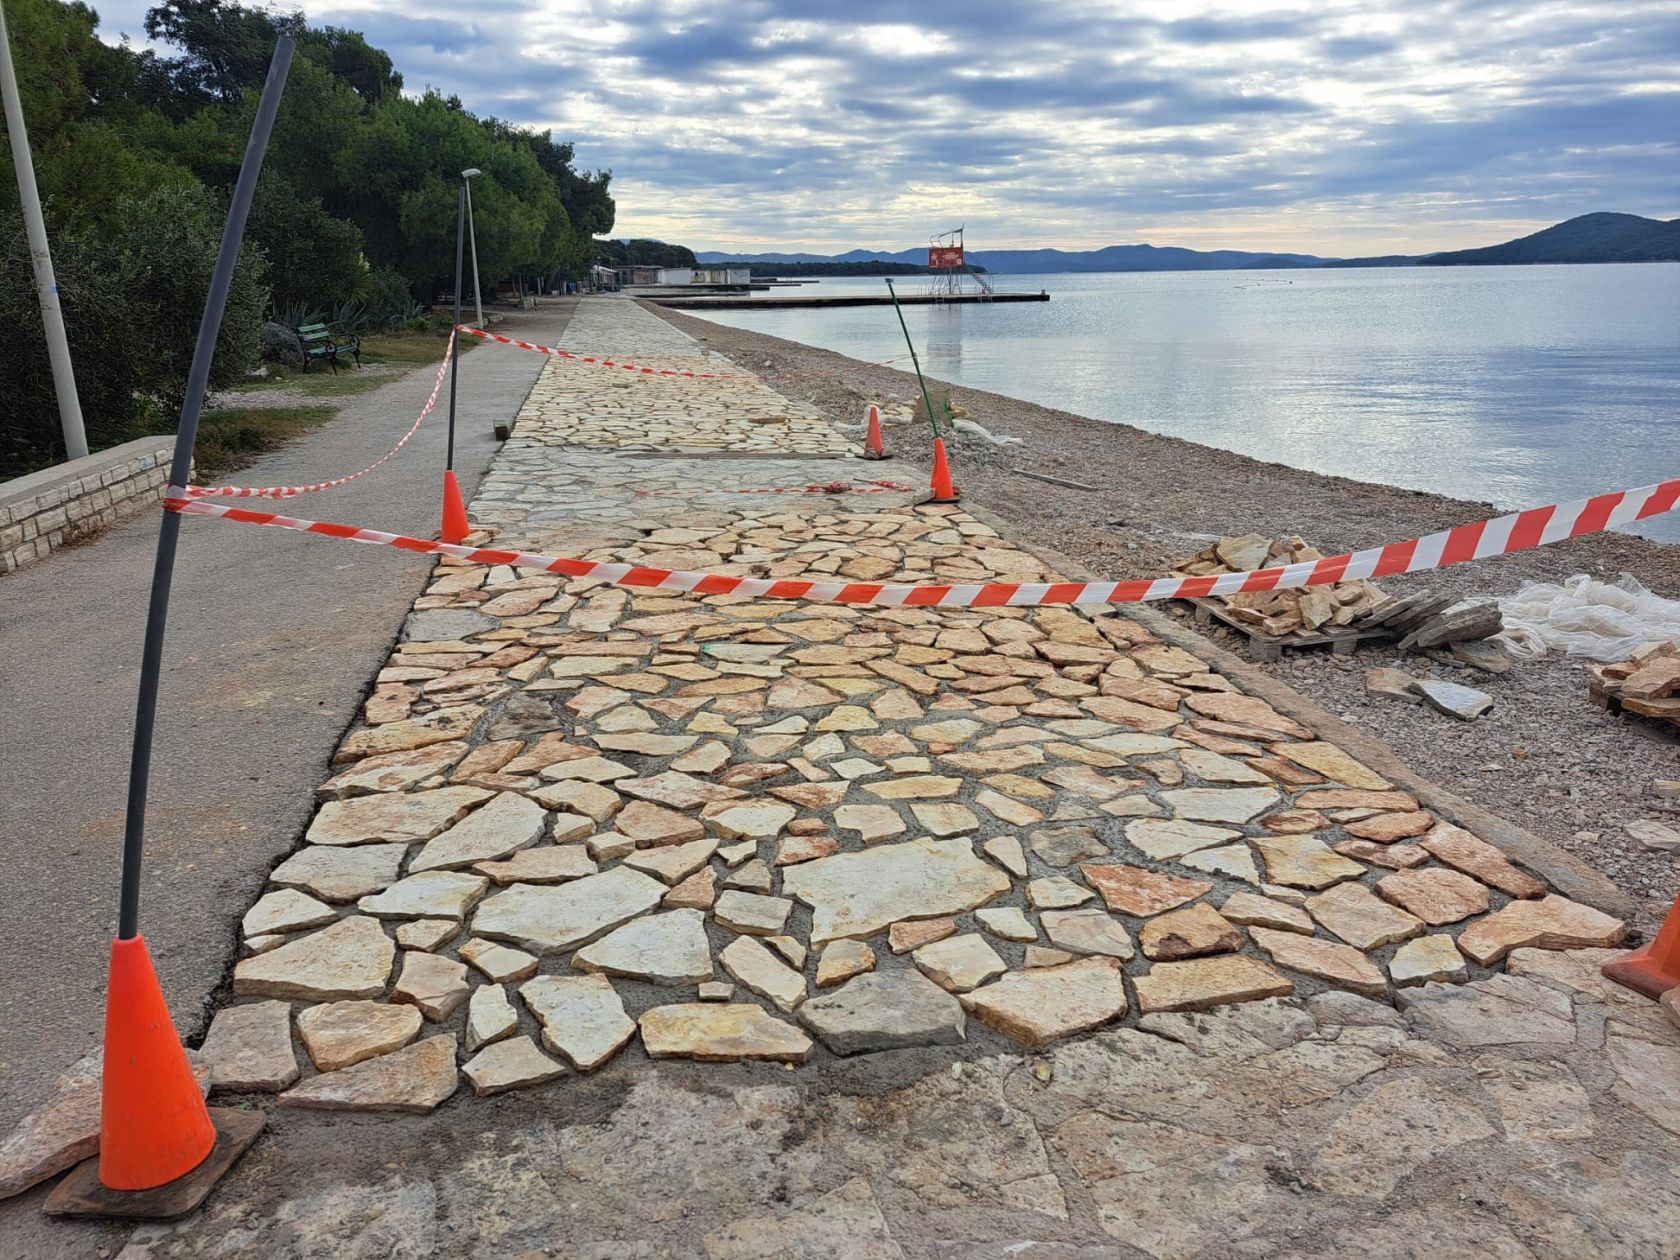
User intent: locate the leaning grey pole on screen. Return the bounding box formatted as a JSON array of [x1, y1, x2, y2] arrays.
[[0, 0, 87, 460], [117, 37, 295, 940], [463, 171, 484, 329]]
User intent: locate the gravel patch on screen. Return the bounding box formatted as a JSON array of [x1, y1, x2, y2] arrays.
[[651, 300, 1680, 929]]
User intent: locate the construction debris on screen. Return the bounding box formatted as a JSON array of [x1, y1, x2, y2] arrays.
[[1176, 535, 1507, 658], [1590, 640, 1680, 728]]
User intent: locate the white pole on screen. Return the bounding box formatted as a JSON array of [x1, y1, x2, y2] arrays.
[[464, 179, 483, 329], [0, 0, 87, 460]]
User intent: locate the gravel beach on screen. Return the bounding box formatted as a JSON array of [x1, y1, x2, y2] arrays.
[[650, 299, 1680, 928]]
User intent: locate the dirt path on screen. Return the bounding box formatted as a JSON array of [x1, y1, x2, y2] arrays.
[[651, 303, 1680, 926]]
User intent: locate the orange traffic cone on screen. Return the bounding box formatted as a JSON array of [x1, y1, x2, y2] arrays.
[[861, 405, 887, 460], [441, 470, 469, 544], [1603, 893, 1680, 998], [929, 437, 959, 503], [98, 936, 216, 1191]]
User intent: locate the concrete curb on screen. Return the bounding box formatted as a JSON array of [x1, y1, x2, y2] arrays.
[[954, 500, 1635, 922]]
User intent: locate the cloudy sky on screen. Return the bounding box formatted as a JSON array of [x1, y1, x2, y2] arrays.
[[94, 0, 1680, 255]]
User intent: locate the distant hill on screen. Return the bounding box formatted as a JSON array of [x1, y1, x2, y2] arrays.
[[698, 244, 1334, 273], [1415, 213, 1680, 266], [701, 213, 1680, 274]]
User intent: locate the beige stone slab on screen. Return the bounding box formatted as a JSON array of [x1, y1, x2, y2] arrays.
[[639, 1004, 814, 1063], [1456, 895, 1627, 966], [1250, 926, 1387, 997], [1132, 954, 1294, 1014], [1305, 882, 1426, 951], [958, 958, 1127, 1047], [783, 837, 1010, 946]]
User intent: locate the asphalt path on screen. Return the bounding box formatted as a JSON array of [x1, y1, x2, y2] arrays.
[[0, 300, 572, 1136]]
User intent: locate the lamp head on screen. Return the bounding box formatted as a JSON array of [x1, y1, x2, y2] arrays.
[[462, 167, 482, 179]]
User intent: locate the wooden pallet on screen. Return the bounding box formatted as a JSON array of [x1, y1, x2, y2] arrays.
[[1184, 595, 1396, 662]]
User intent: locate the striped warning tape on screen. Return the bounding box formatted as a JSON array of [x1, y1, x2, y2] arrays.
[[185, 332, 455, 499], [162, 476, 1679, 608], [458, 325, 908, 383], [631, 480, 918, 497]]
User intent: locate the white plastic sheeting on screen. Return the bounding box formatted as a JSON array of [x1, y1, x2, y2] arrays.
[[1498, 573, 1680, 662]]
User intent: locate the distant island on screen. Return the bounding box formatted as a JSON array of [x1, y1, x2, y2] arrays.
[[698, 213, 1680, 275]]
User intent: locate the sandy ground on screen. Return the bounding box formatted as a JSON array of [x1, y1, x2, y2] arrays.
[[651, 302, 1680, 929]]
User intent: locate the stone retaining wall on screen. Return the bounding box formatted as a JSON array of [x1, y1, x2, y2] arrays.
[[0, 438, 183, 575]]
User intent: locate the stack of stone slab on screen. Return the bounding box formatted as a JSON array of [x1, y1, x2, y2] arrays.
[[1591, 640, 1680, 727]]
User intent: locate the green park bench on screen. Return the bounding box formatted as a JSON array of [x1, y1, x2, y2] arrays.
[[297, 323, 361, 373]]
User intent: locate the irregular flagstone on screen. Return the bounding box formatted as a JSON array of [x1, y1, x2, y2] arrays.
[[1374, 867, 1490, 924], [782, 837, 1010, 945], [295, 1000, 422, 1071], [1389, 935, 1468, 986], [1606, 1036, 1680, 1139], [270, 844, 407, 903], [410, 791, 547, 872], [1132, 954, 1295, 1014], [473, 845, 598, 886], [1250, 834, 1366, 890], [278, 1035, 459, 1113], [617, 800, 706, 847], [1219, 892, 1313, 934], [458, 938, 539, 983], [982, 835, 1029, 878], [1079, 863, 1211, 916], [306, 786, 492, 846], [816, 939, 877, 987], [522, 974, 636, 1070], [1179, 843, 1262, 885], [860, 775, 963, 801], [1250, 926, 1387, 997], [664, 866, 717, 910], [531, 780, 624, 823], [1304, 882, 1426, 951], [358, 870, 489, 921], [233, 916, 394, 1001], [1274, 741, 1390, 790], [1138, 903, 1244, 961], [639, 1004, 814, 1063], [958, 957, 1127, 1047], [620, 770, 747, 808], [1027, 876, 1096, 910], [1028, 825, 1108, 867], [1124, 818, 1238, 860], [542, 756, 640, 785], [575, 909, 714, 985], [625, 837, 718, 884], [1343, 811, 1436, 843], [834, 804, 906, 844], [1182, 692, 1313, 736], [198, 1001, 299, 1092], [1159, 787, 1279, 823], [241, 888, 336, 938], [913, 933, 1007, 992], [316, 741, 467, 798], [1395, 973, 1576, 1045], [774, 832, 840, 865], [1335, 840, 1428, 870], [465, 983, 519, 1052], [974, 788, 1044, 826], [720, 936, 807, 1011], [889, 918, 958, 954], [1178, 749, 1273, 785], [1455, 895, 1627, 965], [1418, 823, 1547, 898], [472, 866, 667, 954], [705, 801, 798, 841], [714, 890, 794, 936], [462, 1035, 567, 1097], [334, 705, 484, 764], [975, 906, 1037, 941], [1041, 908, 1136, 960], [722, 858, 773, 892], [392, 951, 471, 1021], [798, 970, 966, 1053], [910, 802, 979, 836]]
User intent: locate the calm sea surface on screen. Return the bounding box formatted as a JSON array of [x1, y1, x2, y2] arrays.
[[689, 265, 1680, 543]]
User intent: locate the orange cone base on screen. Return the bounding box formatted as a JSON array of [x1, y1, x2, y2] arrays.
[[441, 469, 470, 544], [97, 936, 216, 1192], [1602, 899, 1680, 998], [47, 1108, 265, 1220], [929, 437, 960, 503], [861, 406, 887, 460]]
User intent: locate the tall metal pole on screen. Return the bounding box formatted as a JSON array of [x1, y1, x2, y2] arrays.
[[885, 278, 943, 439], [117, 38, 294, 941], [0, 0, 87, 461], [446, 184, 465, 471], [463, 178, 483, 329]]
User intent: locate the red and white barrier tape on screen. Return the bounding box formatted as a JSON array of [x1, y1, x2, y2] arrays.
[[632, 480, 917, 498], [458, 325, 907, 383], [184, 333, 455, 499], [162, 476, 1678, 608]]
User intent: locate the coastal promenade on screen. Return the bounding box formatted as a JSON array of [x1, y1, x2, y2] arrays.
[[7, 297, 1680, 1258]]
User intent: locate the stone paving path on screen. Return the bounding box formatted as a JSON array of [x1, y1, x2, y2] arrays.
[[14, 297, 1680, 1257]]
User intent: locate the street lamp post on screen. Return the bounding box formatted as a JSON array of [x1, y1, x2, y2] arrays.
[[461, 167, 483, 329]]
